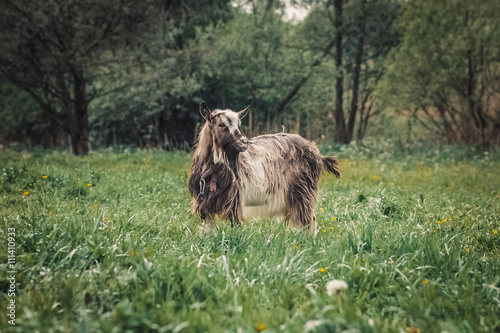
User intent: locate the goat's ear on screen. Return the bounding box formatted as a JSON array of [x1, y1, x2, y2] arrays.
[[237, 105, 250, 119], [200, 102, 213, 123]]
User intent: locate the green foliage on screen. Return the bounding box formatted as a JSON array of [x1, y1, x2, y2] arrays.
[[1, 144, 499, 332], [379, 0, 500, 144]]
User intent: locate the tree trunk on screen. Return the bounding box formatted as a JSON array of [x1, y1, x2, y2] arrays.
[[333, 0, 346, 144], [346, 0, 366, 143], [70, 66, 90, 155]]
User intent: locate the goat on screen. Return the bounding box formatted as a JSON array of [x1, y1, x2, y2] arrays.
[[188, 103, 340, 233]]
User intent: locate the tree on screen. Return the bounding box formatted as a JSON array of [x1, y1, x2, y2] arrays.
[[0, 0, 154, 155], [380, 0, 500, 145]]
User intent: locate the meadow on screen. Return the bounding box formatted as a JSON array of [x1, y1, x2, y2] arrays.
[[0, 142, 499, 333]]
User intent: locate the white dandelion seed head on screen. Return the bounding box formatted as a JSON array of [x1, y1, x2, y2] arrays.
[[326, 279, 348, 296]]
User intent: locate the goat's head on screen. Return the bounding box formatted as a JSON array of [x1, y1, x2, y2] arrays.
[[200, 103, 250, 154]]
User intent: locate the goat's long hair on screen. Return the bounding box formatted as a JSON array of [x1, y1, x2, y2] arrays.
[[188, 104, 340, 232]]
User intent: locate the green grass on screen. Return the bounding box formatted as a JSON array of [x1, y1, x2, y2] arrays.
[[0, 143, 499, 333]]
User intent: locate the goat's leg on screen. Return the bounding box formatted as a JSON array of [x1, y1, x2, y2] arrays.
[[285, 188, 317, 234]]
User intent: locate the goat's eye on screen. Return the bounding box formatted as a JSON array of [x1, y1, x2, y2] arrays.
[[218, 123, 225, 128]]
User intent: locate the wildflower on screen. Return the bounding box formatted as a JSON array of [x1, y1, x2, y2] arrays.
[[331, 227, 334, 230], [425, 221, 429, 225], [372, 175, 378, 180], [271, 225, 274, 228], [326, 279, 348, 296], [443, 218, 447, 222], [477, 234, 480, 238], [350, 221, 354, 224], [104, 217, 108, 221], [319, 268, 326, 273], [295, 246, 298, 250], [494, 230, 498, 235], [42, 175, 48, 179], [319, 208, 323, 211], [437, 221, 441, 224], [433, 230, 437, 233], [94, 204, 98, 207], [332, 216, 336, 221], [423, 279, 429, 284], [446, 187, 450, 191], [18, 189, 22, 192], [466, 248, 470, 252], [257, 324, 265, 332], [49, 212, 53, 215], [472, 217, 475, 219], [24, 191, 29, 196], [29, 183, 32, 186], [72, 204, 75, 207], [323, 230, 327, 233], [87, 183, 92, 187], [130, 251, 138, 256]]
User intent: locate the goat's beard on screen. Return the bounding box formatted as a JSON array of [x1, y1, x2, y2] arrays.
[[223, 144, 240, 177]]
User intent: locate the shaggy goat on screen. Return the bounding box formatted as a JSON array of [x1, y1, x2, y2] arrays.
[[188, 103, 340, 233]]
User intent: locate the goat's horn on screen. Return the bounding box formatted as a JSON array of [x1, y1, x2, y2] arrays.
[[237, 105, 250, 119]]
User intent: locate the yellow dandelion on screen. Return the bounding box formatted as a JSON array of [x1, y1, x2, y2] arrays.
[[448, 216, 451, 219], [87, 183, 92, 187], [94, 204, 98, 207], [24, 191, 29, 196], [42, 175, 48, 179], [494, 230, 498, 235], [409, 327, 421, 333], [257, 324, 265, 332], [443, 218, 447, 222], [295, 246, 298, 250], [18, 188, 22, 192], [425, 221, 429, 225], [423, 279, 429, 284], [271, 225, 274, 228], [323, 230, 327, 233], [434, 230, 437, 233], [372, 175, 378, 179], [319, 208, 323, 211], [72, 204, 75, 207], [472, 217, 475, 219], [332, 216, 337, 221], [319, 268, 326, 273], [437, 220, 441, 224], [29, 183, 32, 186], [104, 217, 108, 221], [49, 212, 53, 215], [477, 234, 480, 237], [350, 220, 354, 224], [466, 248, 470, 252], [331, 227, 334, 230]]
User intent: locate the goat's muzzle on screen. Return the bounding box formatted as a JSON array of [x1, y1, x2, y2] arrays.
[[234, 137, 248, 152]]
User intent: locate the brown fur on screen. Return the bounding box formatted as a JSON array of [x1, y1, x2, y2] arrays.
[[188, 105, 340, 232]]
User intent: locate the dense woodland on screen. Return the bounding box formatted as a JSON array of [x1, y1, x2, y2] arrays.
[[1, 0, 499, 155]]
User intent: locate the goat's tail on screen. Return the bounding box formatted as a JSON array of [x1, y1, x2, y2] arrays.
[[322, 156, 341, 178]]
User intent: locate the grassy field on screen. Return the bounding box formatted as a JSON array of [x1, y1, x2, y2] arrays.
[[1, 143, 499, 332]]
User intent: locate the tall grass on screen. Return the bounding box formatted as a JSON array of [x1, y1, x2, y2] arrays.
[[0, 142, 499, 332]]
